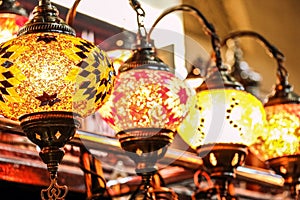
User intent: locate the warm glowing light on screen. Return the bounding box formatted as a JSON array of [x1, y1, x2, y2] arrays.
[[251, 104, 300, 161], [185, 78, 204, 89], [0, 13, 28, 43], [178, 89, 266, 149], [99, 68, 195, 133], [106, 49, 132, 73], [0, 32, 115, 120]]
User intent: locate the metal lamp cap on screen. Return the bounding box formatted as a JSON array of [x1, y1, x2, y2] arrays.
[[196, 65, 244, 92], [17, 0, 75, 36], [265, 83, 300, 106]]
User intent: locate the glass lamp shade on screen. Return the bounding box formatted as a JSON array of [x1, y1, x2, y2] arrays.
[[0, 32, 115, 120], [0, 13, 28, 43], [178, 88, 266, 149], [99, 68, 195, 133], [251, 103, 300, 161]]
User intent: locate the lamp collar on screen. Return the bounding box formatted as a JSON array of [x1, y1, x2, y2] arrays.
[[265, 82, 300, 106], [118, 37, 173, 74], [17, 0, 75, 36], [196, 65, 244, 92]]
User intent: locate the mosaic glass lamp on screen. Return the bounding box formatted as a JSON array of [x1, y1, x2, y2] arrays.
[[0, 0, 115, 199], [220, 30, 300, 199], [221, 31, 300, 199], [99, 1, 194, 199], [0, 0, 28, 43], [185, 69, 266, 199], [262, 98, 300, 199], [155, 7, 267, 199]]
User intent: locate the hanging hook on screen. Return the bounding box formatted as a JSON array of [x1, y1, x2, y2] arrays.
[[65, 0, 81, 27]]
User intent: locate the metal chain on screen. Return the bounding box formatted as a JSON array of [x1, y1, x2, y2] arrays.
[[129, 0, 148, 38]]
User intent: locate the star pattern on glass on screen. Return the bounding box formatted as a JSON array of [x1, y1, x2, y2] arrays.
[[36, 92, 61, 107], [36, 34, 58, 44]]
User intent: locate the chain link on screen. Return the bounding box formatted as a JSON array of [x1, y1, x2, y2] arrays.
[[130, 0, 148, 38]]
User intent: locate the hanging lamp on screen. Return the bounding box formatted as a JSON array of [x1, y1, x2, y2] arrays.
[[223, 31, 300, 199], [0, 0, 115, 199], [0, 0, 28, 43], [98, 1, 194, 199], [152, 5, 267, 199]]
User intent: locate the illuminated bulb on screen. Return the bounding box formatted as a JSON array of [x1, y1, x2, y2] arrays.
[[178, 88, 266, 149], [99, 68, 195, 133], [0, 13, 28, 43], [252, 103, 300, 161]]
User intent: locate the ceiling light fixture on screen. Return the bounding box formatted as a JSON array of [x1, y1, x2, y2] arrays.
[[0, 0, 115, 199], [98, 1, 195, 199]]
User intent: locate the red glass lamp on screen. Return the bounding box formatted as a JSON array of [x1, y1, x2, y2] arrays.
[[0, 0, 28, 43], [0, 0, 115, 199], [99, 1, 194, 199]]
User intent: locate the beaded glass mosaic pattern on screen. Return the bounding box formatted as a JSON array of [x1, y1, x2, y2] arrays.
[[0, 14, 28, 43], [251, 103, 300, 161], [99, 68, 195, 133], [178, 89, 266, 149], [0, 32, 115, 120]]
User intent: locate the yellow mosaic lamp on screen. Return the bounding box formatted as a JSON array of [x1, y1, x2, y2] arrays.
[[176, 31, 266, 188], [211, 30, 299, 199], [0, 0, 115, 199], [252, 70, 300, 198], [254, 93, 300, 163], [178, 65, 266, 183]]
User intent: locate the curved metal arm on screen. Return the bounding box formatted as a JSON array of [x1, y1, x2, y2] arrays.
[[65, 0, 81, 27], [221, 30, 288, 84], [66, 0, 146, 39], [148, 4, 222, 68]]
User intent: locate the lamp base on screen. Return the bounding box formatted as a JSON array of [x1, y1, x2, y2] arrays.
[[19, 111, 80, 200], [196, 143, 248, 179], [117, 128, 174, 173], [268, 155, 300, 198], [267, 155, 300, 185], [117, 128, 176, 199], [19, 111, 80, 149], [130, 173, 178, 200]]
